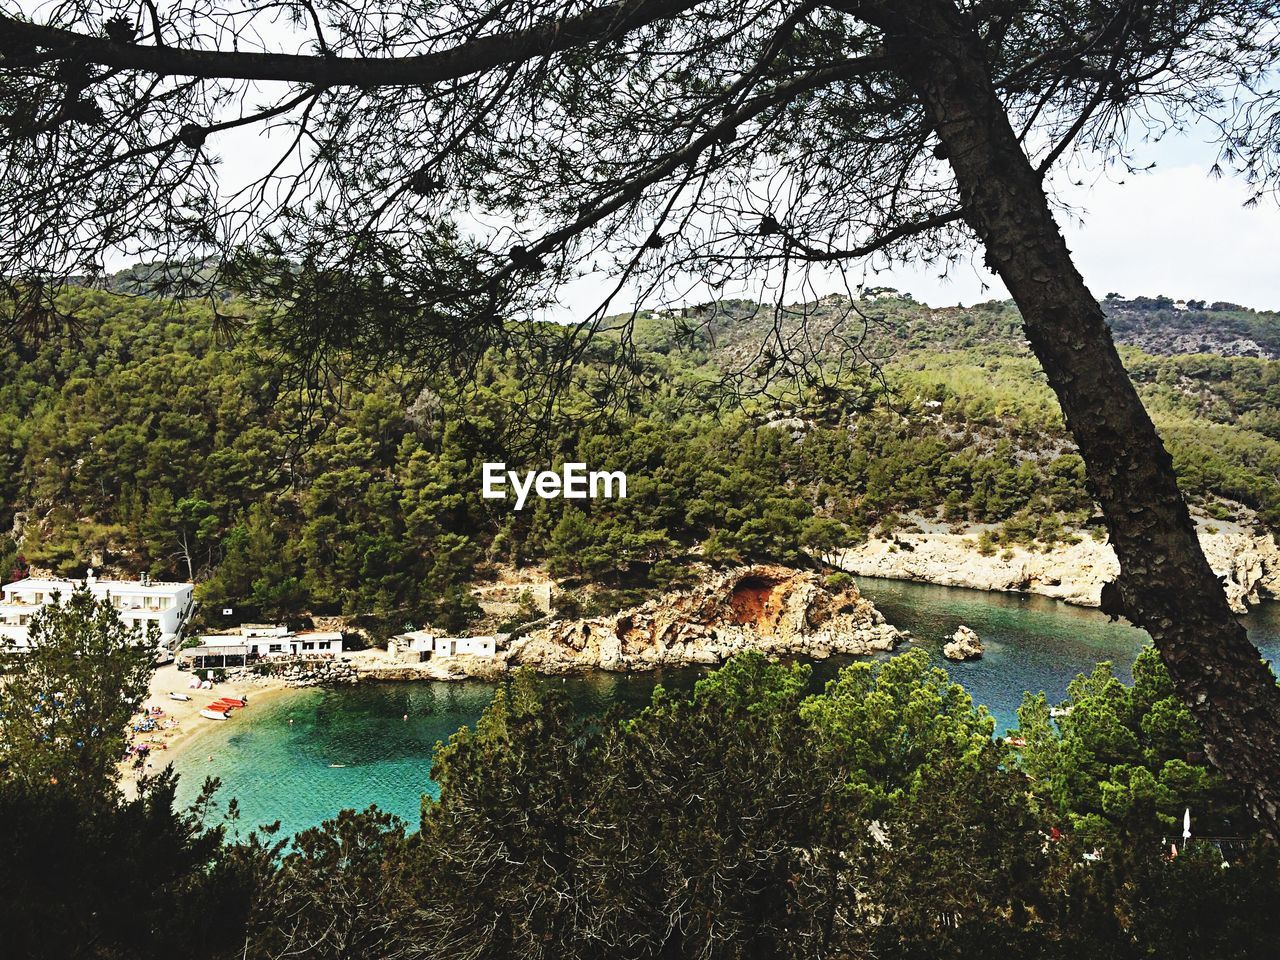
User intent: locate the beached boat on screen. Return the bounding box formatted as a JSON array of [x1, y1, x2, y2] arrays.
[[200, 707, 230, 721], [168, 692, 191, 702]]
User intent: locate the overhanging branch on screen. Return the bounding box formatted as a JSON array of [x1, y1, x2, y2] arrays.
[[0, 0, 706, 85], [777, 208, 964, 261]]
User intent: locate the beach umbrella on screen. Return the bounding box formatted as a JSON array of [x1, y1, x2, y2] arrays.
[[1183, 807, 1192, 841]]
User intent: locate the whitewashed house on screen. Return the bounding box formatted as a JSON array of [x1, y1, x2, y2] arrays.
[[391, 630, 496, 661], [294, 631, 344, 654], [182, 626, 344, 669], [0, 571, 193, 653]]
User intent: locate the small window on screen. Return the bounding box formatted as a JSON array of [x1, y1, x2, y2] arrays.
[[302, 642, 314, 650], [269, 643, 282, 653], [319, 642, 331, 650]]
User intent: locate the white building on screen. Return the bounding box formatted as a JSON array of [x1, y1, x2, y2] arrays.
[[182, 626, 344, 668], [0, 571, 194, 653], [391, 630, 497, 661]]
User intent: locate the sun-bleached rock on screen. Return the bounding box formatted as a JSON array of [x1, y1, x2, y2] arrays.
[[835, 517, 1280, 614], [505, 564, 906, 674], [943, 625, 984, 661]]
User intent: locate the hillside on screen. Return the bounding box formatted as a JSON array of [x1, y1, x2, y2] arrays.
[[2, 284, 1278, 633]]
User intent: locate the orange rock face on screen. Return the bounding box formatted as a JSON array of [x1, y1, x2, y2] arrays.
[[506, 565, 906, 674]]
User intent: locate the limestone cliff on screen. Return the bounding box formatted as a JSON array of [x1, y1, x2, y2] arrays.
[[836, 517, 1280, 613], [506, 564, 905, 674]]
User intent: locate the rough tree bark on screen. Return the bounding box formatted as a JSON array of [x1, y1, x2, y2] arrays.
[[7, 0, 1278, 827], [859, 0, 1280, 830]]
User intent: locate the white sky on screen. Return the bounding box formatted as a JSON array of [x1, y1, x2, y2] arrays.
[[540, 129, 1280, 317], [201, 102, 1280, 317], [886, 147, 1280, 310], [921, 121, 1280, 311], [23, 3, 1276, 316]]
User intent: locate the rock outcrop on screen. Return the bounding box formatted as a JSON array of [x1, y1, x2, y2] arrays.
[[293, 567, 905, 684], [506, 564, 905, 674], [836, 517, 1280, 613], [943, 625, 984, 661]]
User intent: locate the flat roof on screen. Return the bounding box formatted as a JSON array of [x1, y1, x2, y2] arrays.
[[3, 578, 78, 591], [182, 644, 248, 656], [395, 630, 435, 641], [94, 581, 193, 595], [3, 577, 192, 596]]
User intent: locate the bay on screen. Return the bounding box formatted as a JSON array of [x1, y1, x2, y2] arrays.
[[174, 578, 1280, 837]]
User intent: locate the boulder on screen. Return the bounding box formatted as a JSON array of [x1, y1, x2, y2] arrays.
[[943, 624, 984, 661]]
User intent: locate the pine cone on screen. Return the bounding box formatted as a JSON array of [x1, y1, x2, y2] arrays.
[[408, 169, 443, 196], [104, 15, 137, 43], [66, 97, 106, 125], [178, 124, 207, 148]]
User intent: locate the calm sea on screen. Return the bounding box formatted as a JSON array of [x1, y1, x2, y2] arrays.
[[173, 578, 1280, 837]]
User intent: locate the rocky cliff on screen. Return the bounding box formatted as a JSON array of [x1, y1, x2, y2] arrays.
[[505, 564, 905, 674], [836, 517, 1280, 613]]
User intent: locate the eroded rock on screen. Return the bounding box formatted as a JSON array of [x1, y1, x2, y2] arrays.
[[836, 517, 1280, 613], [507, 564, 906, 673], [943, 624, 984, 661]]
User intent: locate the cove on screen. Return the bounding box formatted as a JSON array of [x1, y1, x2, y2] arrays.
[[174, 577, 1280, 838]]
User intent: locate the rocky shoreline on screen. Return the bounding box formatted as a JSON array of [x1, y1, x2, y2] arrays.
[[178, 520, 1280, 693], [506, 564, 905, 674], [188, 565, 907, 688], [238, 657, 361, 686], [835, 516, 1280, 614]]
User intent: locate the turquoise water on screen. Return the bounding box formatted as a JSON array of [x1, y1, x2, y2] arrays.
[[174, 578, 1280, 837], [173, 668, 723, 837], [861, 577, 1280, 734]]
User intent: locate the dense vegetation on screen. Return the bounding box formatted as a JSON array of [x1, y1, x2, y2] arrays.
[[3, 633, 1277, 959], [2, 286, 1278, 632], [0, 589, 154, 793]]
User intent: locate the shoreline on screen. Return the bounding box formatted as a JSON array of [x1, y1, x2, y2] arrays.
[[120, 535, 1280, 796], [118, 664, 297, 798], [834, 515, 1280, 614]]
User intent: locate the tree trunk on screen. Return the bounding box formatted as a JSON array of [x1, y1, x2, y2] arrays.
[[861, 0, 1280, 831]]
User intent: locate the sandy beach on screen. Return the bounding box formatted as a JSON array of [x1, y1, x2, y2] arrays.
[[117, 663, 294, 798]]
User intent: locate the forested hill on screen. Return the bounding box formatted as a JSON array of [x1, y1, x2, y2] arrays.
[[643, 290, 1280, 361], [2, 285, 1278, 634]]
